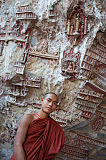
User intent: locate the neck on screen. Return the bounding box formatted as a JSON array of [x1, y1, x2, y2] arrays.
[[39, 109, 49, 118]]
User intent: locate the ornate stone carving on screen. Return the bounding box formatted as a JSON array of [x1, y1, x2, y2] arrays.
[[75, 81, 105, 119], [29, 40, 60, 60], [90, 116, 105, 132], [6, 121, 17, 144], [80, 31, 106, 81], [14, 61, 25, 75], [0, 103, 10, 115], [7, 95, 27, 107], [7, 85, 28, 97], [16, 5, 37, 20], [0, 73, 11, 82], [12, 74, 41, 88], [0, 20, 29, 49], [61, 49, 80, 80], [65, 1, 88, 46], [56, 129, 106, 160], [48, 5, 58, 23], [97, 103, 106, 117], [0, 1, 106, 159]]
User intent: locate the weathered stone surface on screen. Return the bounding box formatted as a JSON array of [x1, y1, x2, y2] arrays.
[[0, 0, 106, 159]]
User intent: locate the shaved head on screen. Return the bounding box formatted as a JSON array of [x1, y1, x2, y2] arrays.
[[44, 92, 58, 102]]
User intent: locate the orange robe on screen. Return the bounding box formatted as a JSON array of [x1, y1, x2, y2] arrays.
[[11, 116, 65, 160]]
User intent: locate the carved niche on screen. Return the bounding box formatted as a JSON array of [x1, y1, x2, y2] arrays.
[[61, 49, 80, 80], [65, 1, 88, 46]]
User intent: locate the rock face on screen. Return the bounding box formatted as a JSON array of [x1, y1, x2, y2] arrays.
[[0, 0, 106, 159]]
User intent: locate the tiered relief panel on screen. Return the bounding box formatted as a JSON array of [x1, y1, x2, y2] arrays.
[[16, 5, 37, 20], [56, 130, 106, 160], [13, 48, 29, 75], [96, 102, 106, 134], [92, 63, 106, 90], [97, 103, 106, 119], [75, 81, 105, 120], [80, 31, 106, 80]]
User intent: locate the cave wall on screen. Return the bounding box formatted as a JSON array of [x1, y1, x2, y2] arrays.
[[0, 0, 106, 159]]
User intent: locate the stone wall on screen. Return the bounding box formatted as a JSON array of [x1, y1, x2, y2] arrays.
[[0, 0, 106, 159]]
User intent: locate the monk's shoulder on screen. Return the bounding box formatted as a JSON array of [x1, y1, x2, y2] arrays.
[[22, 113, 40, 124], [20, 114, 34, 125], [32, 112, 40, 120], [22, 113, 33, 119]]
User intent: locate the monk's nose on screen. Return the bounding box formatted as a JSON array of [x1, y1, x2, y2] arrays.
[[49, 101, 53, 106]]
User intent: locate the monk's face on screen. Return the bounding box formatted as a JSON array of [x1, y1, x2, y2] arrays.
[[42, 94, 58, 114]]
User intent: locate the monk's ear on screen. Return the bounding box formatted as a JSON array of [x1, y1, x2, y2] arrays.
[[56, 104, 60, 110], [41, 98, 43, 102]]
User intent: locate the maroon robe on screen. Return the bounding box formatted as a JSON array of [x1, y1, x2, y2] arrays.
[[11, 116, 65, 160]]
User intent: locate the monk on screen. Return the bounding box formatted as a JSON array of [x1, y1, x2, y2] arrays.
[[11, 92, 65, 160]]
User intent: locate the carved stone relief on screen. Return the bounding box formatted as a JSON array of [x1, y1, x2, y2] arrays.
[[29, 39, 60, 60], [75, 81, 105, 119], [66, 1, 88, 46], [16, 5, 37, 20], [0, 0, 106, 159], [61, 49, 80, 80], [56, 127, 106, 160], [80, 31, 106, 81]]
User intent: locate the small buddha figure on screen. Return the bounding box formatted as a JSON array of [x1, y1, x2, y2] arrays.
[[67, 19, 71, 35], [36, 41, 44, 52], [70, 24, 74, 35], [0, 41, 4, 56], [75, 13, 80, 33], [42, 40, 48, 54], [68, 62, 73, 71], [84, 17, 87, 34]]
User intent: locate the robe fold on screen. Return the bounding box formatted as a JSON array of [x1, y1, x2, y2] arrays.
[[11, 117, 65, 160]]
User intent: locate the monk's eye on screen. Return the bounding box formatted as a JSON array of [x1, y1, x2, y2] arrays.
[[53, 102, 58, 106], [47, 98, 51, 102]]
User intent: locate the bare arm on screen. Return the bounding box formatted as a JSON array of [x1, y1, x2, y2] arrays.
[[14, 114, 33, 160]]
